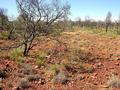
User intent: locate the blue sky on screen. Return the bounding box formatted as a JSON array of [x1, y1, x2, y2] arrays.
[[0, 0, 120, 21]]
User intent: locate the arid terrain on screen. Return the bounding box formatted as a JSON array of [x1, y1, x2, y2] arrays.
[[1, 30, 120, 90]]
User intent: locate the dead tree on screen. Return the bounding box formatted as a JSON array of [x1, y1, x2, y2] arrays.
[[16, 0, 70, 56], [0, 8, 8, 29], [7, 21, 16, 40], [105, 12, 112, 32]]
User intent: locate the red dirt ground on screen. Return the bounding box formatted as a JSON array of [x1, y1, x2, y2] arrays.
[[1, 31, 120, 90]]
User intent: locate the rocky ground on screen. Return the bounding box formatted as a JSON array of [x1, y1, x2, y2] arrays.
[[1, 30, 120, 90]]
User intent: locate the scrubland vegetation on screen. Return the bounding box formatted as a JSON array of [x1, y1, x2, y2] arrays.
[[0, 0, 120, 90]]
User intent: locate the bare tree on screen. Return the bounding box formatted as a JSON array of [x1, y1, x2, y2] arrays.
[[7, 21, 16, 40], [0, 8, 8, 29], [116, 15, 120, 30], [105, 12, 112, 32], [16, 0, 70, 56]]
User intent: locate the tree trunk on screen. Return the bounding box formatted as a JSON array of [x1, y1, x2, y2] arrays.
[[8, 30, 13, 40], [23, 34, 35, 56], [23, 43, 29, 56], [106, 24, 109, 32]]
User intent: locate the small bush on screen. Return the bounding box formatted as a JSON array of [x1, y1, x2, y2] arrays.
[[70, 49, 92, 63], [9, 48, 24, 62], [34, 52, 47, 59], [26, 74, 41, 81], [0, 31, 9, 40], [36, 59, 44, 68], [46, 64, 60, 75], [52, 71, 68, 84], [18, 78, 29, 89], [19, 63, 36, 75], [50, 30, 61, 37], [107, 74, 120, 88], [34, 52, 47, 68]]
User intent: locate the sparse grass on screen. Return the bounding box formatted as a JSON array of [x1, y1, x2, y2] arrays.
[[34, 52, 47, 59], [69, 49, 92, 63], [46, 64, 60, 76], [36, 59, 44, 68], [84, 28, 119, 38], [0, 31, 9, 40], [50, 30, 62, 37], [34, 52, 47, 68], [8, 48, 25, 62]]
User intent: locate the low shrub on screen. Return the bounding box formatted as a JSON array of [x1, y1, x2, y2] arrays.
[[46, 64, 60, 76], [18, 78, 29, 89], [9, 48, 24, 62], [26, 74, 41, 81], [107, 74, 120, 88]]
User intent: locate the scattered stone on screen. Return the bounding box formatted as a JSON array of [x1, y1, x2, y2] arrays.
[[109, 67, 114, 69], [38, 78, 45, 85], [34, 66, 39, 69], [85, 67, 95, 73], [93, 73, 98, 76], [95, 63, 103, 68], [78, 75, 85, 80], [115, 62, 119, 66], [93, 82, 98, 85]]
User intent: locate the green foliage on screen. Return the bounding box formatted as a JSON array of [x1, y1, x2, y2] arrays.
[[116, 29, 120, 35], [36, 59, 44, 68], [34, 52, 47, 59], [34, 52, 47, 68], [46, 64, 60, 75], [9, 48, 25, 62], [85, 28, 119, 38], [0, 31, 9, 39], [50, 29, 61, 37]]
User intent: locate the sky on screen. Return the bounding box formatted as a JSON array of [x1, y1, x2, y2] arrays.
[[0, 0, 120, 21]]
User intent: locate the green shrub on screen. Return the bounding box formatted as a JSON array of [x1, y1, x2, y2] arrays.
[[36, 59, 44, 68], [34, 52, 47, 59], [46, 64, 60, 75], [0, 31, 9, 39], [34, 52, 47, 68], [9, 48, 25, 62], [18, 78, 29, 89]]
